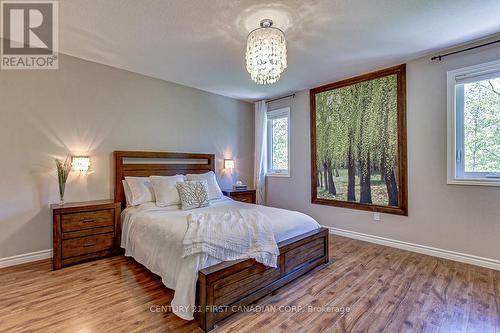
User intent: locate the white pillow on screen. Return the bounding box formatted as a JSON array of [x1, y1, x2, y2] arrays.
[[185, 171, 223, 200], [122, 180, 133, 207], [150, 175, 185, 207], [124, 176, 155, 206]]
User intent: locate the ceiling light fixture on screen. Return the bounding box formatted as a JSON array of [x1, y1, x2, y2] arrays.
[[245, 19, 287, 85]]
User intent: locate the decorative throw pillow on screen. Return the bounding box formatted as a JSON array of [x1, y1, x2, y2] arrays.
[[185, 171, 223, 200], [150, 175, 185, 207], [124, 176, 155, 206], [176, 180, 210, 210]]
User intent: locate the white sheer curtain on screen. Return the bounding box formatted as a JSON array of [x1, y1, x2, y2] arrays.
[[254, 100, 267, 204]]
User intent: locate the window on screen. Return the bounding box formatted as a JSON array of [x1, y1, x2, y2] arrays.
[[447, 60, 500, 186], [267, 107, 290, 176]]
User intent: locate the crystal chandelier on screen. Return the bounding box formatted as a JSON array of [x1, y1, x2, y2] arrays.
[[246, 19, 287, 85]]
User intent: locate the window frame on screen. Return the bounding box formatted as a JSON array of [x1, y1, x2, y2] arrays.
[[446, 59, 500, 186], [266, 107, 291, 177]]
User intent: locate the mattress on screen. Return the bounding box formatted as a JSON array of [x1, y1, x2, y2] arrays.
[[121, 197, 320, 320]]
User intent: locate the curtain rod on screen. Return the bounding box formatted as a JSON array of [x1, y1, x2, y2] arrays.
[[266, 93, 295, 104], [431, 39, 500, 61]]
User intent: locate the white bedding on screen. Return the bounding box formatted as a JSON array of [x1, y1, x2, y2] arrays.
[[121, 197, 320, 321], [183, 209, 279, 267]]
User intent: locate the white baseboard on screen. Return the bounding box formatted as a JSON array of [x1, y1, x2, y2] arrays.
[[2, 228, 499, 271], [0, 249, 52, 269], [325, 226, 500, 271]]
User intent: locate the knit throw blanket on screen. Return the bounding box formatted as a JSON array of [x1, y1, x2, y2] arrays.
[[182, 209, 279, 268]]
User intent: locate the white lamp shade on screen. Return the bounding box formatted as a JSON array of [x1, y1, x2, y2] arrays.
[[224, 159, 235, 169], [71, 156, 90, 172]]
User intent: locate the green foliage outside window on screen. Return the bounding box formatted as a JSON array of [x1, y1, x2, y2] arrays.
[[271, 117, 288, 171], [463, 78, 500, 173]]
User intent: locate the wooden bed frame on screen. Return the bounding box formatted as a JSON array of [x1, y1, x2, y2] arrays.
[[114, 151, 329, 332]]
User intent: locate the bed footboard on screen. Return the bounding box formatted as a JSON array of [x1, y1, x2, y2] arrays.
[[196, 227, 329, 332]]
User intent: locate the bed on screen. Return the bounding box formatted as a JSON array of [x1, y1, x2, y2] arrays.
[[114, 151, 329, 332]]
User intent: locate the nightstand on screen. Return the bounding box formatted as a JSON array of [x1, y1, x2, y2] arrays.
[[222, 189, 256, 204], [51, 200, 121, 270]]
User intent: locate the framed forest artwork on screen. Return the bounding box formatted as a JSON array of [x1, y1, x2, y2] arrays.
[[310, 64, 408, 215]]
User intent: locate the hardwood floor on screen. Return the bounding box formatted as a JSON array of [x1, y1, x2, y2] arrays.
[[0, 235, 499, 332]]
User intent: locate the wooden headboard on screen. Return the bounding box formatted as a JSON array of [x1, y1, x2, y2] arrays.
[[114, 151, 215, 211]]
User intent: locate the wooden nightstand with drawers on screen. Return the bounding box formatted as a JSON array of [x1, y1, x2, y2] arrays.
[[51, 200, 121, 270], [222, 189, 256, 204]]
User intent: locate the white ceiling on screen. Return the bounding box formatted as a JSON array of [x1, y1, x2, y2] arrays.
[[58, 0, 500, 101]]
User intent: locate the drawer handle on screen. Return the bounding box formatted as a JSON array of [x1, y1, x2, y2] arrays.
[[83, 243, 96, 247], [240, 198, 248, 202], [82, 218, 95, 223]]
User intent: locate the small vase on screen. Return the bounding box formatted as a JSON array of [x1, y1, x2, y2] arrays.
[[59, 183, 66, 206]]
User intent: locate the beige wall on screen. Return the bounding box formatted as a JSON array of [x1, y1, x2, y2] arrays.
[[267, 44, 500, 261], [0, 54, 254, 258]]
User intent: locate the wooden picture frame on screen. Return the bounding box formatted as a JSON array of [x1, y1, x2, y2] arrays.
[[310, 64, 408, 215]]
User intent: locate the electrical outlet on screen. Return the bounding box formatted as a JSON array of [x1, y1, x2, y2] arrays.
[[373, 212, 381, 221]]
